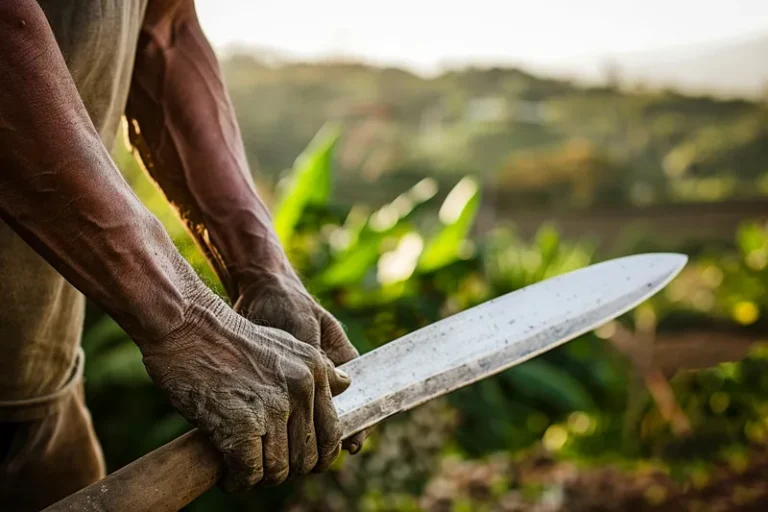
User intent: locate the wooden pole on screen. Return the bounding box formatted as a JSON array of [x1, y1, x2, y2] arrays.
[[43, 429, 221, 512]]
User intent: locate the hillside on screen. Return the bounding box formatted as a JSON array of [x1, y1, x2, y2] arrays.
[[221, 55, 768, 211]]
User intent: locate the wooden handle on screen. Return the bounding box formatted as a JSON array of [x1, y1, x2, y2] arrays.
[[43, 429, 222, 512]]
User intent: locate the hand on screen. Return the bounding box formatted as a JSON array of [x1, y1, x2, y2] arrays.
[[139, 289, 350, 492], [233, 269, 369, 454]]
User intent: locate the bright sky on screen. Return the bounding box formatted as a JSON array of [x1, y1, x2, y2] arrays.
[[195, 0, 768, 73]]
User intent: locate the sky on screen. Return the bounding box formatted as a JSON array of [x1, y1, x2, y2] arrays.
[[195, 0, 768, 74]]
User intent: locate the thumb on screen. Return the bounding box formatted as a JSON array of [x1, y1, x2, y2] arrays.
[[320, 314, 359, 366], [327, 362, 351, 396]]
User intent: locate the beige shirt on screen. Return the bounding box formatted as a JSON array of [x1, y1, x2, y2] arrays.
[[0, 0, 149, 403]]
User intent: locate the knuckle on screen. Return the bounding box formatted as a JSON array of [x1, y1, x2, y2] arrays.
[[295, 451, 319, 476], [287, 315, 320, 345], [236, 464, 263, 491], [298, 366, 315, 390], [287, 364, 314, 391], [265, 393, 291, 419], [263, 440, 289, 476], [315, 359, 335, 384], [305, 344, 325, 366], [212, 419, 266, 491], [319, 423, 343, 451], [316, 443, 341, 472], [222, 456, 263, 492], [263, 464, 290, 486]]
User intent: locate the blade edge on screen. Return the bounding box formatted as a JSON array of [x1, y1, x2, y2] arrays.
[[336, 253, 686, 437]]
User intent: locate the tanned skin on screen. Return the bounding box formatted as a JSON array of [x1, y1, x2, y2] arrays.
[[0, 0, 364, 492]]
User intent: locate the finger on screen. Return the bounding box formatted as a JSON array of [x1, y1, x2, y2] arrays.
[[287, 315, 322, 349], [319, 315, 369, 453], [254, 296, 320, 349], [342, 429, 369, 455], [214, 427, 264, 493], [235, 289, 322, 351], [328, 361, 351, 396], [287, 384, 318, 477], [259, 418, 290, 487], [320, 314, 359, 366], [312, 367, 342, 472]]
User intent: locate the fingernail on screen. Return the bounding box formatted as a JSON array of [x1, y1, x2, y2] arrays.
[[335, 368, 350, 381]]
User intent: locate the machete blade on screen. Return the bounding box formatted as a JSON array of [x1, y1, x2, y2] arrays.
[[334, 252, 687, 437]]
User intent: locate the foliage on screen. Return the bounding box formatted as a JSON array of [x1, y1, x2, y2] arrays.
[[80, 126, 768, 510], [219, 57, 768, 210], [418, 177, 480, 272], [274, 124, 340, 244]]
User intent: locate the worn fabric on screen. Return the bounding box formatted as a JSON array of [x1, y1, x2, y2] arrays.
[[0, 0, 148, 404], [0, 351, 105, 511], [0, 1, 146, 508]]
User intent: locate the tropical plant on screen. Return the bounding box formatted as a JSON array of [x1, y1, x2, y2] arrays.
[[82, 126, 768, 511]]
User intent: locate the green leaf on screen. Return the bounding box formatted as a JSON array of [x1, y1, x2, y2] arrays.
[[314, 179, 438, 290], [533, 223, 561, 281], [504, 359, 595, 412], [84, 342, 150, 387], [418, 177, 480, 272], [82, 317, 129, 356], [315, 234, 384, 288], [273, 124, 340, 243]]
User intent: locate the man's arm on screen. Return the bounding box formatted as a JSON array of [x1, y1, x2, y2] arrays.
[[126, 0, 281, 301], [126, 1, 366, 452], [0, 2, 187, 339], [0, 1, 346, 491]]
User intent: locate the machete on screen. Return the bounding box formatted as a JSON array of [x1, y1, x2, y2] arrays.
[[45, 252, 686, 512]]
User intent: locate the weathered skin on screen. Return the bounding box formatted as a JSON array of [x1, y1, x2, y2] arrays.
[[143, 292, 349, 491], [125, 1, 366, 453], [0, 0, 363, 494]]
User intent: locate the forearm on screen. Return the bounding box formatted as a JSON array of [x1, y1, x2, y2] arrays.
[[126, 2, 288, 300], [0, 2, 202, 342]]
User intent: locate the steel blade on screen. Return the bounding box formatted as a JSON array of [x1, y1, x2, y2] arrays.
[[334, 252, 686, 437]]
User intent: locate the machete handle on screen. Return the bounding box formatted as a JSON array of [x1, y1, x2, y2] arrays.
[[43, 429, 221, 512], [44, 356, 358, 512]]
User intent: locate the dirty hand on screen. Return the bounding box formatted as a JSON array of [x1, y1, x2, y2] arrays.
[[140, 288, 349, 492], [233, 269, 369, 454]]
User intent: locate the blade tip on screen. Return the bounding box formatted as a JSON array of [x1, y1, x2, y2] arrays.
[[636, 252, 688, 279], [610, 252, 687, 279], [660, 252, 688, 272]]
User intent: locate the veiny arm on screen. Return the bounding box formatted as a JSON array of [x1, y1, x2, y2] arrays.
[[0, 0, 192, 341], [0, 1, 347, 492], [125, 0, 285, 301], [127, 0, 368, 452]]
